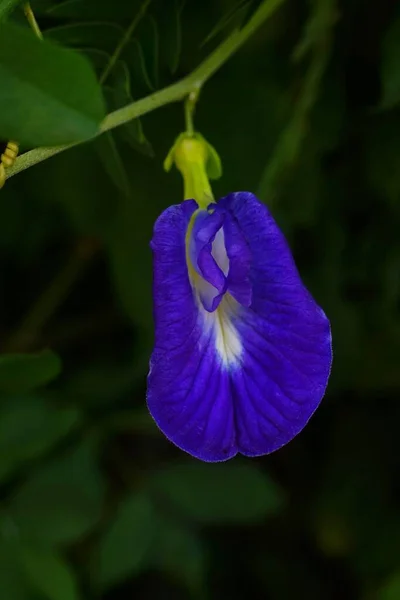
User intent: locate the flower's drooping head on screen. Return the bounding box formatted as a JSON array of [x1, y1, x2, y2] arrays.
[[147, 134, 332, 461]]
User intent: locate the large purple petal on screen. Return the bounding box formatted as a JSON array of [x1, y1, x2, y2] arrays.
[[147, 192, 332, 462], [219, 192, 332, 456], [147, 200, 237, 461]]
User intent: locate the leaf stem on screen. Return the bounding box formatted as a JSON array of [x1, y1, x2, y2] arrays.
[[99, 0, 151, 85], [184, 91, 198, 136], [7, 0, 285, 180], [256, 0, 337, 201], [23, 3, 43, 39]]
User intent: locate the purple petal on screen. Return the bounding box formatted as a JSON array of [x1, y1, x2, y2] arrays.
[[147, 192, 332, 461], [148, 200, 237, 461], [189, 209, 227, 312], [223, 209, 252, 307], [219, 192, 332, 456]]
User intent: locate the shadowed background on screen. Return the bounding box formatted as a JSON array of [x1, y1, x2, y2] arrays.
[[0, 0, 399, 598]]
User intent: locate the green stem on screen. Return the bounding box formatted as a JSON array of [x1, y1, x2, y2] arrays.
[[184, 93, 196, 136], [23, 3, 43, 39], [7, 0, 285, 180], [257, 0, 336, 201], [99, 0, 151, 85]]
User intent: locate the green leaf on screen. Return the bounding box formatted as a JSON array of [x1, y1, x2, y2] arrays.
[[200, 0, 250, 47], [9, 440, 104, 545], [45, 22, 123, 55], [151, 462, 284, 523], [123, 37, 154, 93], [364, 112, 400, 207], [44, 0, 147, 21], [21, 546, 79, 600], [148, 518, 205, 595], [203, 136, 223, 180], [97, 492, 156, 590], [0, 22, 105, 145], [0, 0, 23, 21], [381, 13, 400, 108], [159, 0, 185, 73], [0, 540, 31, 600], [0, 350, 61, 393], [0, 396, 79, 482], [136, 14, 159, 89], [378, 573, 400, 600]]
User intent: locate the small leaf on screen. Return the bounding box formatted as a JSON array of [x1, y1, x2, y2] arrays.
[[148, 518, 205, 595], [45, 22, 124, 55], [200, 0, 250, 47], [9, 440, 104, 545], [124, 38, 154, 92], [0, 540, 31, 600], [364, 112, 400, 207], [381, 13, 400, 108], [159, 0, 185, 73], [0, 23, 105, 145], [203, 137, 223, 179], [136, 14, 159, 89], [21, 546, 79, 600], [0, 396, 79, 482], [0, 0, 23, 21], [44, 0, 146, 21], [378, 573, 400, 600], [97, 492, 156, 590], [0, 350, 61, 393], [151, 462, 284, 523]]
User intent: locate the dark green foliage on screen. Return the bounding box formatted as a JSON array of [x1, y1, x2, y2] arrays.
[[0, 0, 399, 599], [0, 23, 105, 145]]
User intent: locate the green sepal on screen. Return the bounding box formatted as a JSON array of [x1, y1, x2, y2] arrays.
[[163, 132, 222, 179]]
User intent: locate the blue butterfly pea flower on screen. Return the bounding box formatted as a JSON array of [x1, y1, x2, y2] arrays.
[[147, 135, 332, 462]]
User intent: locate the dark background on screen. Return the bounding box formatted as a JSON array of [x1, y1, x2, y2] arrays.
[[0, 0, 399, 598]]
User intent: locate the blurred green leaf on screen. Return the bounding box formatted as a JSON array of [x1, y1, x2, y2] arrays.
[[33, 144, 120, 237], [43, 0, 148, 21], [0, 23, 105, 145], [201, 0, 250, 47], [0, 540, 31, 600], [45, 22, 123, 54], [159, 0, 185, 73], [97, 492, 156, 590], [136, 14, 159, 89], [381, 13, 400, 108], [0, 0, 23, 20], [21, 546, 79, 600], [364, 112, 400, 207], [151, 462, 284, 523], [105, 166, 158, 338], [9, 440, 104, 545], [0, 396, 79, 482], [378, 573, 400, 600], [148, 517, 205, 595], [123, 37, 154, 93], [0, 350, 61, 393]]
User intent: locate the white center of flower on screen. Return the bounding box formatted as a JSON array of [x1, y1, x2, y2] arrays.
[[211, 227, 229, 275], [202, 294, 242, 368]]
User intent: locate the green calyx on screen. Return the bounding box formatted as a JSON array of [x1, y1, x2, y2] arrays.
[[164, 132, 222, 209]]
